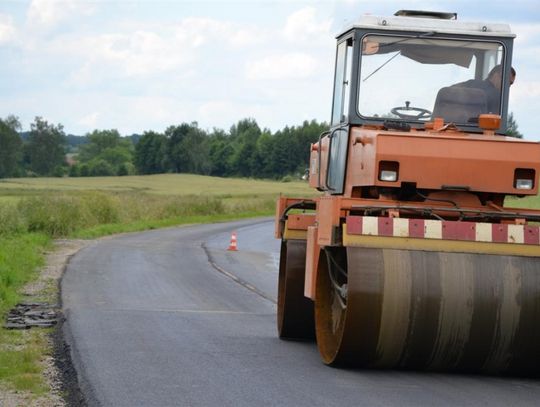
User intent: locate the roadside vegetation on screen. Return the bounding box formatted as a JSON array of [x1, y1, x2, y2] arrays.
[[0, 174, 315, 398]]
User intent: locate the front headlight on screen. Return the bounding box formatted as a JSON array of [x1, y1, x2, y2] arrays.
[[515, 179, 533, 190], [378, 161, 399, 182], [380, 170, 398, 182], [514, 168, 535, 190]]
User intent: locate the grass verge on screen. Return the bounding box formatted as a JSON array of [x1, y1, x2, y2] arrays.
[[0, 234, 50, 316], [0, 233, 51, 397], [0, 329, 50, 395]]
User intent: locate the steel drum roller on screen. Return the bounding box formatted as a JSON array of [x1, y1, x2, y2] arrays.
[[315, 247, 540, 374]]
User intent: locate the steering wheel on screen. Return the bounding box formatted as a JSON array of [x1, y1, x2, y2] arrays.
[[391, 101, 432, 120]]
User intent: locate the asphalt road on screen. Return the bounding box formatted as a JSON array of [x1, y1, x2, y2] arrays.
[[62, 219, 540, 407]]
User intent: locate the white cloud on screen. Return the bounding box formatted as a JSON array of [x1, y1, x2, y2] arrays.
[[26, 0, 95, 29], [283, 7, 332, 43], [52, 29, 197, 84], [229, 28, 264, 47], [173, 17, 263, 48], [40, 16, 264, 86], [511, 81, 540, 100], [99, 30, 193, 76], [246, 53, 318, 80], [0, 14, 16, 44], [511, 23, 540, 44]]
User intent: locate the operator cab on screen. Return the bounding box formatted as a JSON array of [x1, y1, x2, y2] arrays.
[[332, 10, 515, 133]]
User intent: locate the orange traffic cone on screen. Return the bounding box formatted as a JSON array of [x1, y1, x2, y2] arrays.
[[227, 231, 238, 251]]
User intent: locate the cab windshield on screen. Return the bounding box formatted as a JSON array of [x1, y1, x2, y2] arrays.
[[358, 34, 505, 124]]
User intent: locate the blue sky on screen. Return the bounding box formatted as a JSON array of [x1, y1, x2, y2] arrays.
[[0, 0, 539, 139]]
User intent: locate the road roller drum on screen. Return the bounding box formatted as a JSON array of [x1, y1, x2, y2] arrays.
[[315, 247, 540, 374]]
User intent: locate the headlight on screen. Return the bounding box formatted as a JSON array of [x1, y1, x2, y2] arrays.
[[515, 179, 533, 190], [378, 161, 399, 182], [380, 170, 398, 182], [514, 168, 535, 190]]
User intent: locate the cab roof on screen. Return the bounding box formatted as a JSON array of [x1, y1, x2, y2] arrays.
[[339, 11, 515, 39]]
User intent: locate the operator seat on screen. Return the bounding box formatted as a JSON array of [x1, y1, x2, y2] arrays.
[[432, 86, 488, 124]]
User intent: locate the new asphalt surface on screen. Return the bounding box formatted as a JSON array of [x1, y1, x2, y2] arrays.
[[62, 219, 540, 406]]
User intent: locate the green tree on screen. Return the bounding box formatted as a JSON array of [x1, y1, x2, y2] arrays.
[[134, 131, 166, 174], [229, 118, 261, 176], [506, 112, 523, 138], [26, 117, 66, 176], [164, 122, 210, 174], [208, 129, 233, 176], [76, 129, 133, 176], [253, 131, 276, 178], [0, 115, 23, 178]]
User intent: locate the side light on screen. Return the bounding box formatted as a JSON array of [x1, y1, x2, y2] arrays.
[[378, 161, 399, 182]]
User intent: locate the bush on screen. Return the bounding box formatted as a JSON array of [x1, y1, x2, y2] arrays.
[[117, 163, 129, 176], [88, 159, 115, 176], [52, 165, 66, 177]]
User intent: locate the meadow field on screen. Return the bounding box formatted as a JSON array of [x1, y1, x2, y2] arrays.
[[0, 173, 313, 197]]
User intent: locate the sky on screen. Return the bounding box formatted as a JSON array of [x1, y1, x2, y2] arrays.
[[0, 0, 539, 139]]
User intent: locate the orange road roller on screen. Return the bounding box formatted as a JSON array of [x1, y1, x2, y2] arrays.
[[275, 10, 540, 374]]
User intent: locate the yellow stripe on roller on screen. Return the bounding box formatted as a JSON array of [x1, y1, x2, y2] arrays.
[[343, 224, 540, 257]]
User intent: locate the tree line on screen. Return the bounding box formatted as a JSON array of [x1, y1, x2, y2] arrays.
[[0, 116, 328, 179]]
